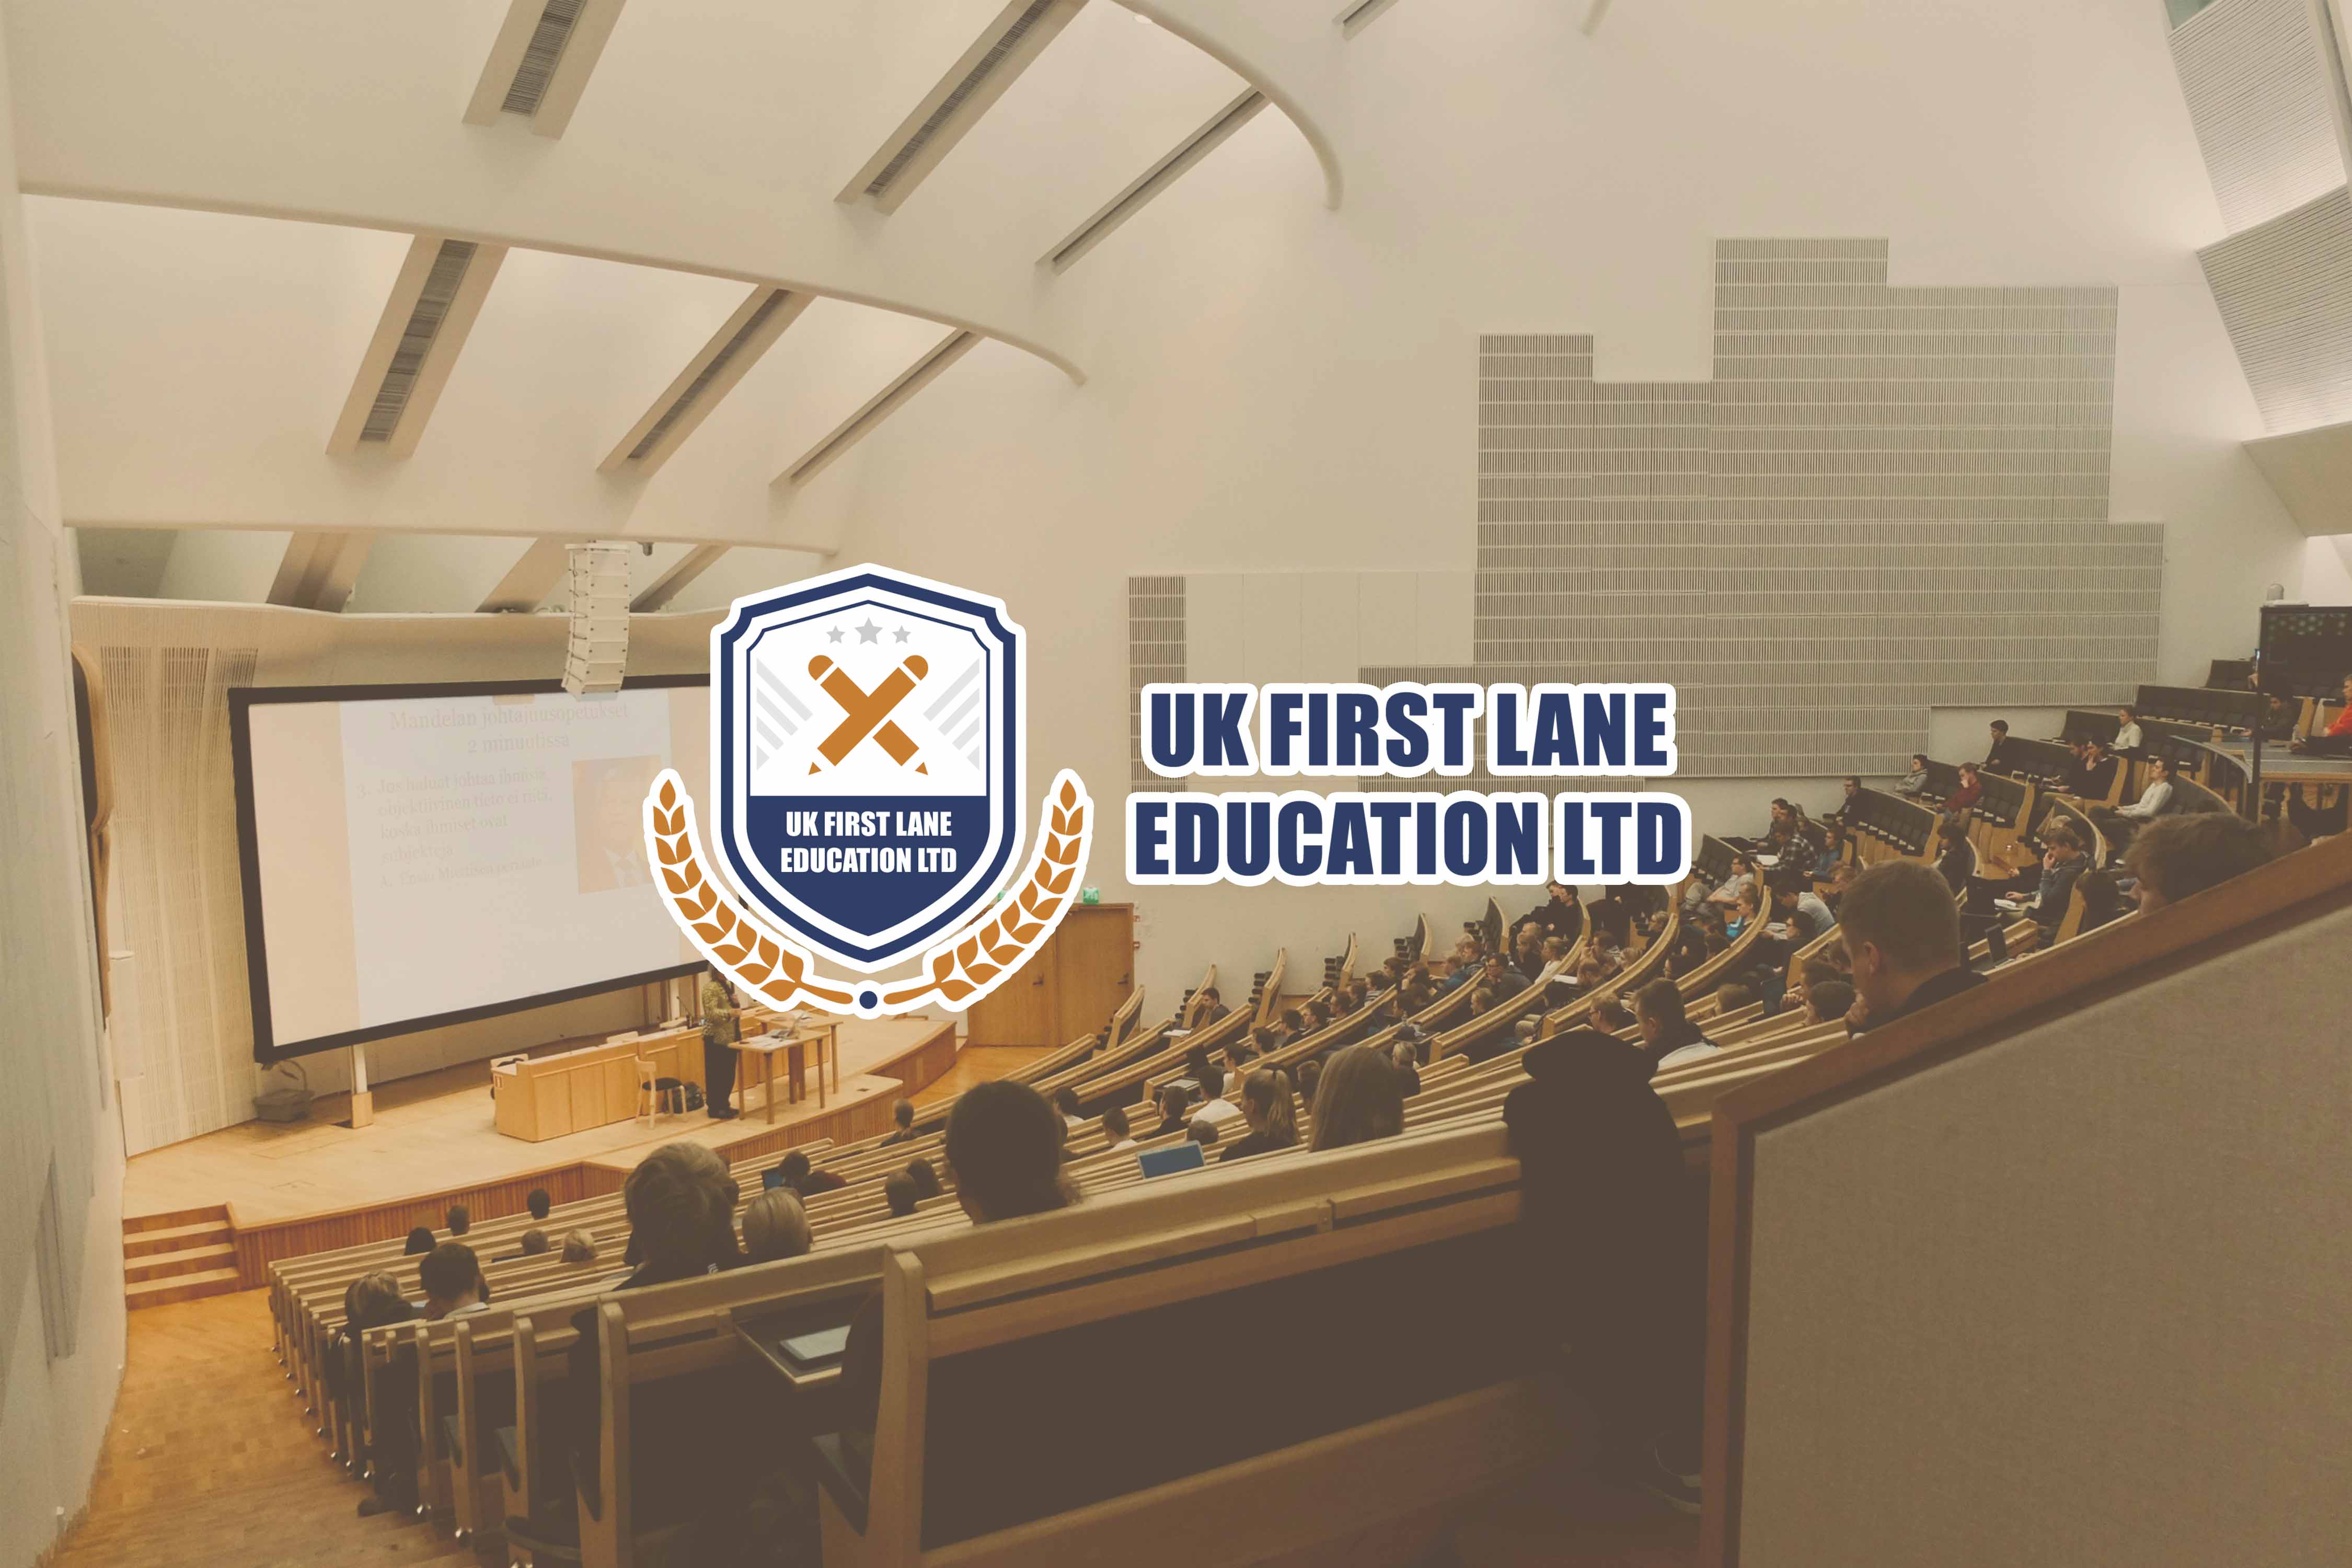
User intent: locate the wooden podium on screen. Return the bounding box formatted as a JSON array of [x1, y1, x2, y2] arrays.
[[491, 1028, 704, 1143]]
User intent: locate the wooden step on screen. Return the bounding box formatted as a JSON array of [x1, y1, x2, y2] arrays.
[[125, 1242, 237, 1283], [123, 1219, 232, 1258], [123, 1204, 229, 1236], [126, 1267, 243, 1310]]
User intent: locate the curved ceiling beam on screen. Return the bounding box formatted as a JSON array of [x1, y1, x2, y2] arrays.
[[1119, 0, 1345, 210]]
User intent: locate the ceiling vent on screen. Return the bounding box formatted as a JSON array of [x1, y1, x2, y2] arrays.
[[777, 330, 980, 489], [328, 236, 506, 457], [464, 0, 629, 138], [601, 287, 810, 477], [838, 0, 1086, 214], [1044, 88, 1266, 272]]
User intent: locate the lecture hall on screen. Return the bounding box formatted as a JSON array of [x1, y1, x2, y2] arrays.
[[6, 2, 2352, 1566]]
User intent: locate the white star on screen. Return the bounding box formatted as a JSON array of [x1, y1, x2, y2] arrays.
[[893, 625, 911, 643], [826, 625, 845, 643], [855, 618, 881, 644]]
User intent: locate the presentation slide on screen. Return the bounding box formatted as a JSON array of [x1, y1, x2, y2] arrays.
[[236, 681, 708, 1058]]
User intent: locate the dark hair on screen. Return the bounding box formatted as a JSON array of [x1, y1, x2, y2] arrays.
[[1053, 1086, 1082, 1118], [1839, 859, 1964, 974], [2125, 813, 2277, 906], [1184, 1043, 1214, 1080], [445, 1204, 470, 1236], [1159, 1082, 1190, 1119], [943, 1081, 1073, 1223], [519, 1228, 550, 1256], [625, 1143, 740, 1274], [1843, 775, 1861, 789], [1806, 979, 1855, 1022], [403, 1226, 435, 1256], [906, 1158, 942, 1201], [526, 1189, 551, 1221], [884, 1175, 919, 1217], [1199, 1063, 1225, 1099], [1714, 982, 1758, 1013], [1912, 753, 1928, 767], [1100, 1104, 1131, 1140], [892, 1098, 915, 1129], [1307, 1044, 1406, 1152], [2147, 753, 2174, 777], [1297, 1057, 1323, 1104], [779, 1150, 812, 1182], [1990, 719, 2009, 733], [1633, 977, 1686, 1030], [419, 1242, 480, 1303]]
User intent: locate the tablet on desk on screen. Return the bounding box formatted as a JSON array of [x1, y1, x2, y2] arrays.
[[778, 1325, 851, 1369], [1137, 1143, 1206, 1179], [762, 1167, 791, 1191]]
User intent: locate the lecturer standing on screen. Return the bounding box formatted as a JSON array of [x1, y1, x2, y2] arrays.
[[699, 966, 742, 1120]]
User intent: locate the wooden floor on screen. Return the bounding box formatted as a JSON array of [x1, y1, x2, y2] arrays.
[[124, 1016, 957, 1225], [54, 1286, 1695, 1568]]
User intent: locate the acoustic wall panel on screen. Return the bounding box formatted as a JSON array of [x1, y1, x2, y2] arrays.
[[1130, 238, 2163, 781], [1127, 575, 1184, 788], [2199, 186, 2352, 431], [2169, 0, 2347, 233]]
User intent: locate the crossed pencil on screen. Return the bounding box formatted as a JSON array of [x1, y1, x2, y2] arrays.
[[807, 653, 928, 773]]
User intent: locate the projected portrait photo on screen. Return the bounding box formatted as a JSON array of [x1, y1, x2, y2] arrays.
[[574, 755, 659, 893]]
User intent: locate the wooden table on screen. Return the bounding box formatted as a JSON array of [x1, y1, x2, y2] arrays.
[[734, 1020, 840, 1122], [490, 1028, 701, 1142]]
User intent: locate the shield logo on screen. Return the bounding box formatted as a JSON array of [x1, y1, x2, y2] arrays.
[[709, 564, 1023, 973]]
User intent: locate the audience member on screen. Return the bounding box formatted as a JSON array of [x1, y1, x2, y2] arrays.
[[1826, 775, 1863, 825], [1053, 1086, 1086, 1132], [2125, 812, 2278, 912], [1191, 1063, 1244, 1127], [884, 1175, 919, 1218], [880, 1098, 918, 1145], [1100, 1103, 1137, 1153], [1840, 859, 1982, 1033], [1713, 982, 1757, 1017], [739, 1189, 812, 1263], [519, 1228, 549, 1256], [1193, 985, 1230, 1024], [1392, 1037, 1424, 1096], [560, 1229, 598, 1265], [906, 1158, 943, 1202], [1187, 1117, 1221, 1147], [340, 1271, 421, 1517], [1934, 810, 1974, 895], [403, 1226, 434, 1256], [1524, 881, 1585, 942], [2112, 707, 2143, 753], [420, 1242, 487, 1319], [1632, 978, 1717, 1074], [1220, 1068, 1301, 1161], [1296, 1057, 1323, 1108], [1503, 1030, 1702, 1512], [2095, 753, 2178, 849], [1307, 1044, 1407, 1151], [1896, 753, 1930, 798], [2000, 823, 2086, 939], [1945, 762, 1983, 818], [445, 1203, 470, 1237], [1804, 978, 1854, 1026], [527, 1188, 552, 1222], [776, 1149, 848, 1197], [1152, 1082, 1192, 1139], [1986, 719, 2011, 769], [2076, 739, 2119, 802], [1793, 883, 1836, 936]]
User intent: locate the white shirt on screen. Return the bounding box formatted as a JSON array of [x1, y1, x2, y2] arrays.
[[2120, 778, 2173, 820], [2114, 722, 2143, 751], [1106, 1137, 1137, 1154], [1795, 891, 1836, 933], [1192, 1096, 1244, 1127], [1656, 1042, 1721, 1072]]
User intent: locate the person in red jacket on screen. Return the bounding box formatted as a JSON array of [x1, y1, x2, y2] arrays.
[[1944, 761, 1984, 818]]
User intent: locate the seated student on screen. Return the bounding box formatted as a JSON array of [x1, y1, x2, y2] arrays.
[[1053, 1086, 1086, 1133], [1277, 1005, 1310, 1041], [338, 1271, 422, 1518], [1295, 1057, 1323, 1109], [1704, 853, 1759, 910], [445, 1204, 471, 1238], [1986, 719, 2012, 770], [2125, 811, 2278, 912], [1793, 882, 1837, 936], [507, 1143, 746, 1554], [879, 1098, 917, 1146], [2074, 739, 2119, 802], [527, 1188, 552, 1223], [1803, 978, 1855, 1028], [1934, 811, 1975, 896], [518, 1228, 550, 1258], [776, 1149, 848, 1198], [1511, 921, 1546, 979], [1591, 996, 1640, 1035], [1841, 859, 1984, 1034], [1307, 1044, 1408, 1151], [1503, 1030, 1703, 1513], [1945, 762, 1984, 818], [2073, 870, 2126, 933], [2058, 736, 2096, 795], [1219, 1068, 1301, 1161], [1896, 753, 1931, 799], [403, 1226, 435, 1257], [1192, 985, 1230, 1024], [1186, 1117, 1221, 1149], [740, 1189, 812, 1263], [1151, 1082, 1193, 1140], [2291, 672, 2352, 754], [1632, 978, 1717, 1074], [1524, 880, 1584, 942], [2113, 706, 2143, 753], [2094, 753, 2178, 849], [1825, 776, 1863, 826], [1712, 981, 1757, 1019], [1099, 1103, 1137, 1154], [1814, 816, 1850, 873], [1436, 935, 1484, 993], [560, 1229, 598, 1266], [1822, 857, 1861, 910], [884, 1174, 920, 1218], [420, 1241, 488, 1320], [1392, 1037, 1425, 1097], [906, 1158, 943, 1203], [1997, 823, 2086, 939], [1190, 1063, 1245, 1128]]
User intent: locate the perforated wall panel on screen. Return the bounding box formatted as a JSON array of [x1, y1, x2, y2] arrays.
[[2199, 187, 2352, 432], [2169, 0, 2347, 233]]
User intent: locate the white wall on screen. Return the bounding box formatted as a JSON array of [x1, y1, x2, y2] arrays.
[[0, 4, 122, 1562]]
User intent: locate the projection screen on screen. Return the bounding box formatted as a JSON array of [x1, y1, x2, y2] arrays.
[[231, 678, 710, 1062]]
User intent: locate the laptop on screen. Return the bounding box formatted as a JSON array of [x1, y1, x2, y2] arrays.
[[777, 1324, 852, 1369], [1137, 1142, 1207, 1179]]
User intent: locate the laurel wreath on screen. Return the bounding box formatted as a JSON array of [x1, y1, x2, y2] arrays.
[[642, 769, 1092, 1016]]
